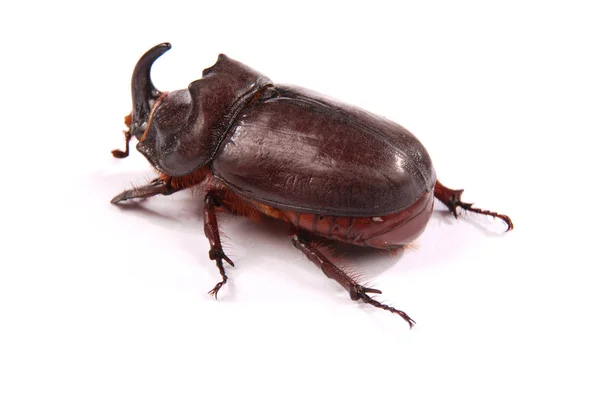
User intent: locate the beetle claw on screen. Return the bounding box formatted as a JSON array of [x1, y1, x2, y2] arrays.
[[208, 281, 225, 299], [208, 260, 228, 299], [207, 249, 231, 299]]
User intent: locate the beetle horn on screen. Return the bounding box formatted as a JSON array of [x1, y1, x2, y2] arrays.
[[130, 42, 171, 139]]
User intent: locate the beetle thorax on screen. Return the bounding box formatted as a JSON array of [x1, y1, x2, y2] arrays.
[[134, 53, 272, 177]]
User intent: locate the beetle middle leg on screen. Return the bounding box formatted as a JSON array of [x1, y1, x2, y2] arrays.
[[434, 180, 514, 231], [204, 190, 235, 299], [290, 233, 415, 327]]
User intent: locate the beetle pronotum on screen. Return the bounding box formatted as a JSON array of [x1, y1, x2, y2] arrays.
[[112, 43, 513, 327]]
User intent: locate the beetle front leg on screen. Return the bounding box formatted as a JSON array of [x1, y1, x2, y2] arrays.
[[434, 180, 514, 231], [204, 191, 235, 299], [111, 178, 178, 204], [290, 233, 415, 328]]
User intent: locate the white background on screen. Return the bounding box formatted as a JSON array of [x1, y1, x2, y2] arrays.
[[1, 1, 599, 400]]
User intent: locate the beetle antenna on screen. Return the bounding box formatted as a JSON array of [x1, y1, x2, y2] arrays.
[[112, 114, 133, 158], [111, 127, 132, 158]]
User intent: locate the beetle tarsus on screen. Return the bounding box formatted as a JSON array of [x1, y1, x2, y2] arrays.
[[356, 289, 416, 328], [204, 191, 234, 299], [207, 260, 228, 299], [291, 233, 415, 328], [434, 180, 514, 231]]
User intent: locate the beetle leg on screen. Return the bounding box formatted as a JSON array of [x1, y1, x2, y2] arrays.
[[434, 180, 514, 231], [110, 178, 177, 204], [290, 233, 415, 328], [204, 191, 235, 299]]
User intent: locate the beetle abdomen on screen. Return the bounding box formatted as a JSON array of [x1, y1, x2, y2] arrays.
[[245, 190, 434, 248], [212, 85, 436, 217]]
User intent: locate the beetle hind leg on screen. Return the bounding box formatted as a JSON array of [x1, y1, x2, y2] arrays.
[[290, 233, 415, 328], [204, 191, 235, 299], [434, 180, 514, 231]]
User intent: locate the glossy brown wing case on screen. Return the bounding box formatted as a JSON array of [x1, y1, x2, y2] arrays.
[[212, 85, 437, 217]]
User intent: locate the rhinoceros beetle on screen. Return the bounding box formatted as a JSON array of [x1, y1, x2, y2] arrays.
[[111, 43, 513, 327]]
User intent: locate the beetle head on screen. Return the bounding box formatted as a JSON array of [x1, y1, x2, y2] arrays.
[[128, 45, 272, 177]]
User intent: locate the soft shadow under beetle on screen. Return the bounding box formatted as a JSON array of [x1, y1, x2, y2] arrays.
[[112, 43, 513, 327]]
